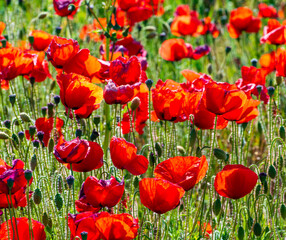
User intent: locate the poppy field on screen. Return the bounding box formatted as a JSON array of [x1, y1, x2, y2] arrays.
[[0, 0, 286, 239]]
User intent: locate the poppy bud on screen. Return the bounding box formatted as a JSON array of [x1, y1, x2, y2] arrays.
[[159, 32, 167, 42], [54, 95, 60, 105], [75, 129, 82, 139], [1, 39, 7, 48], [196, 147, 202, 157], [247, 217, 253, 229], [177, 146, 186, 155], [30, 77, 35, 86], [241, 122, 248, 131], [90, 129, 99, 141], [237, 226, 244, 240], [268, 165, 276, 179], [263, 180, 268, 194], [68, 4, 76, 12], [29, 126, 36, 137], [37, 131, 44, 142], [133, 176, 139, 189], [276, 76, 283, 86], [0, 131, 9, 140], [41, 107, 47, 117], [47, 103, 54, 118], [259, 172, 267, 183], [213, 148, 227, 160], [251, 58, 258, 67], [93, 115, 100, 126], [155, 142, 162, 157], [48, 138, 54, 153], [9, 94, 16, 106], [257, 121, 263, 135], [20, 112, 32, 123], [54, 193, 63, 211], [81, 232, 88, 240], [3, 120, 11, 129], [38, 12, 48, 19], [221, 15, 228, 25], [207, 63, 212, 74], [7, 178, 14, 190], [254, 183, 261, 197], [12, 134, 19, 145], [42, 212, 49, 227], [279, 126, 285, 141], [213, 198, 221, 216], [123, 27, 129, 37], [281, 204, 286, 220], [146, 32, 157, 39], [18, 131, 25, 140], [55, 26, 62, 36], [33, 188, 42, 204], [24, 170, 33, 182], [57, 175, 63, 193], [253, 222, 262, 236], [145, 79, 153, 90], [33, 140, 40, 148], [131, 97, 140, 111], [28, 35, 34, 45], [66, 175, 75, 189], [267, 86, 275, 98], [149, 152, 156, 167], [189, 128, 197, 147], [225, 46, 231, 54]]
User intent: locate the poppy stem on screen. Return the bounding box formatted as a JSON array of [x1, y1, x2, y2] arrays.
[[4, 209, 11, 240], [70, 164, 76, 213], [155, 214, 161, 240], [26, 183, 34, 240], [148, 88, 155, 158], [184, 190, 192, 240], [209, 115, 218, 173]]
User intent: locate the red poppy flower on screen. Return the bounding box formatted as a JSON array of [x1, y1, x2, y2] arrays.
[[46, 36, 80, 68], [0, 187, 32, 209], [53, 0, 83, 19], [0, 47, 35, 89], [235, 66, 269, 104], [56, 73, 103, 117], [139, 178, 185, 214], [117, 0, 138, 11], [227, 7, 261, 38], [214, 164, 258, 199], [260, 19, 286, 45], [115, 36, 147, 58], [159, 39, 210, 61], [174, 5, 196, 17], [126, 5, 154, 26], [79, 18, 107, 42], [197, 222, 212, 238], [171, 15, 203, 37], [0, 22, 5, 35], [154, 156, 208, 191], [110, 137, 148, 175], [152, 79, 188, 122], [200, 17, 220, 38], [75, 176, 124, 212], [0, 22, 12, 49], [29, 30, 53, 51], [276, 48, 286, 77], [205, 82, 248, 115], [0, 159, 32, 195], [120, 84, 149, 135], [25, 50, 52, 83], [258, 3, 278, 18], [104, 80, 141, 105], [259, 50, 276, 76], [32, 117, 63, 146], [54, 137, 103, 172], [0, 217, 46, 240], [68, 211, 139, 240]]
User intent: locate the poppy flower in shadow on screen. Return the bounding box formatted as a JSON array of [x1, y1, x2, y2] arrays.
[[0, 217, 46, 240], [75, 176, 124, 212], [154, 156, 208, 191], [53, 0, 83, 19], [0, 159, 32, 195], [110, 137, 148, 175], [258, 3, 278, 18], [214, 164, 258, 199], [68, 211, 139, 240], [54, 137, 103, 172], [139, 178, 185, 214], [0, 187, 32, 209], [200, 17, 220, 38], [227, 7, 261, 39]]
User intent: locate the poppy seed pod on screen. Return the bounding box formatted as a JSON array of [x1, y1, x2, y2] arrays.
[[267, 86, 275, 97], [259, 172, 267, 183], [24, 170, 33, 182], [66, 175, 75, 189], [213, 198, 221, 216], [81, 232, 88, 240], [145, 79, 153, 90], [18, 131, 25, 140], [9, 94, 16, 106], [55, 26, 62, 36], [20, 112, 32, 123]]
